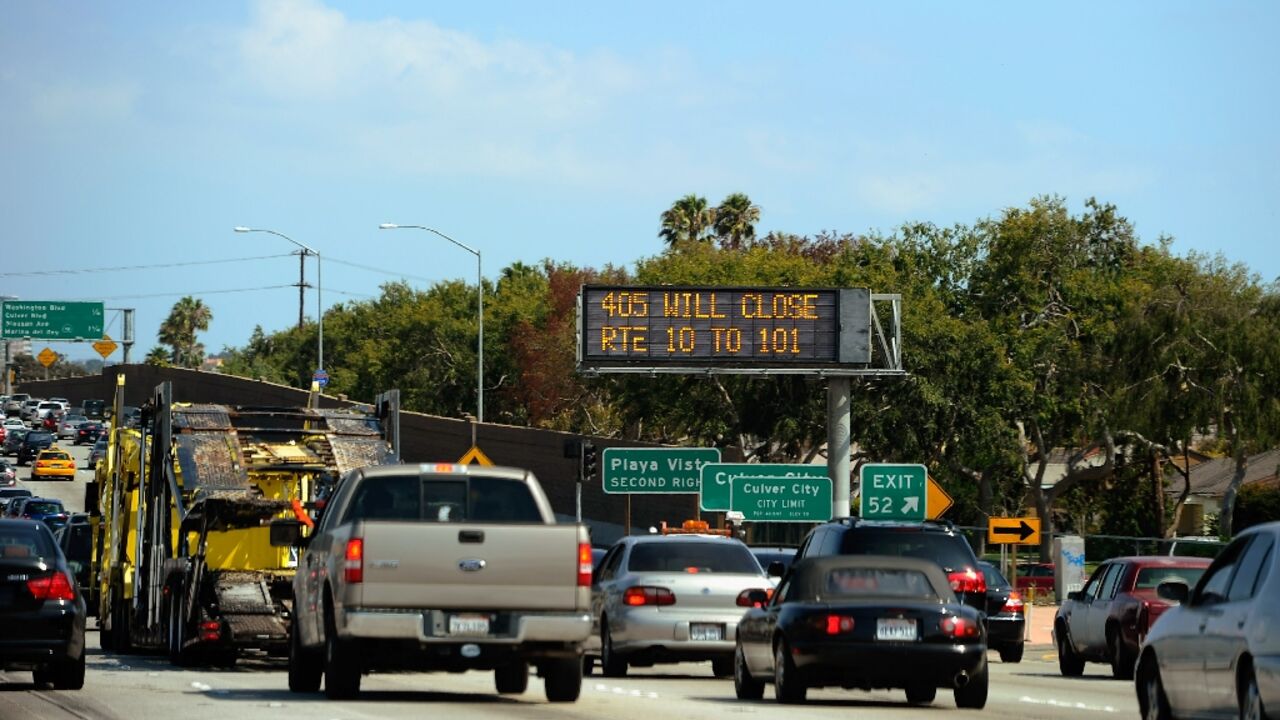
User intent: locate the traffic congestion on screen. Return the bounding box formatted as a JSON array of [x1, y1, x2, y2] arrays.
[[2, 390, 1275, 720]]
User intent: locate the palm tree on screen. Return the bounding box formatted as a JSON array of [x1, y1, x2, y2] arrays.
[[714, 193, 761, 250], [144, 346, 171, 366], [659, 194, 716, 247], [158, 296, 213, 368]]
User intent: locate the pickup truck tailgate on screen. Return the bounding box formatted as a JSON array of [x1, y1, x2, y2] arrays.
[[358, 522, 586, 611]]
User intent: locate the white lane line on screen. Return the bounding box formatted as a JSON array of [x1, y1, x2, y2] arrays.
[[593, 683, 661, 699], [1021, 695, 1117, 713]]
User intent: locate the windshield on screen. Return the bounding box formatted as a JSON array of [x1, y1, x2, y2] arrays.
[[978, 562, 1010, 589], [41, 453, 71, 461], [0, 526, 56, 560], [825, 567, 940, 599], [345, 474, 543, 523], [1135, 566, 1207, 589], [24, 501, 64, 515], [627, 541, 761, 574], [837, 530, 975, 573]]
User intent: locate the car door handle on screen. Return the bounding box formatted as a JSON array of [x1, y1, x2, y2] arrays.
[[459, 529, 484, 544]]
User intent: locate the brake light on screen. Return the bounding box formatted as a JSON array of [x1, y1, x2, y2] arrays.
[[344, 537, 364, 583], [947, 568, 986, 595], [200, 620, 221, 642], [623, 586, 675, 606], [824, 614, 856, 635], [27, 571, 76, 601], [940, 615, 980, 639], [736, 588, 773, 608], [577, 543, 592, 587], [1002, 591, 1025, 614]]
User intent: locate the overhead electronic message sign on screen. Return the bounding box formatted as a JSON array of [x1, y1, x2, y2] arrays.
[[578, 286, 871, 373]]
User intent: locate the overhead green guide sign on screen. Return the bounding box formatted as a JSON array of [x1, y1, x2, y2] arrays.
[[858, 463, 928, 521], [731, 475, 833, 522], [601, 447, 721, 495], [1, 301, 105, 340], [700, 462, 830, 512]]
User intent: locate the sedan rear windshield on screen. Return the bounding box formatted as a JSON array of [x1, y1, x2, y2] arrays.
[[40, 453, 71, 461], [24, 502, 64, 515], [1135, 567, 1207, 590], [24, 433, 54, 443], [0, 526, 56, 559], [837, 531, 975, 573], [825, 567, 940, 600], [345, 474, 543, 523], [627, 541, 761, 574]]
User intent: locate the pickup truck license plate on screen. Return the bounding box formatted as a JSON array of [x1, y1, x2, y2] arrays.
[[690, 623, 723, 641], [448, 614, 490, 636], [876, 618, 917, 641]]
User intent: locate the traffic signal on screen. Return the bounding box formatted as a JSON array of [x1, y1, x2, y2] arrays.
[[581, 441, 597, 481]]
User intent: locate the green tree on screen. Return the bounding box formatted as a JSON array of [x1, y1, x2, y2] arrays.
[[659, 194, 715, 247], [158, 296, 212, 368], [144, 346, 171, 366], [713, 193, 761, 250]]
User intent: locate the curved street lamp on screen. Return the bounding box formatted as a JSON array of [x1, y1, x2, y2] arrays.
[[378, 223, 483, 423], [233, 226, 324, 379]]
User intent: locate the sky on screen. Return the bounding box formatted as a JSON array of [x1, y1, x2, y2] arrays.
[[2, 0, 1277, 367]]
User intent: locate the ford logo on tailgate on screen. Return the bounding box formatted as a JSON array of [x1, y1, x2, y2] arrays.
[[458, 559, 486, 572]]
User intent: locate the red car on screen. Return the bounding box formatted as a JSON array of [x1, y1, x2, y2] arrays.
[[1013, 562, 1055, 597], [1054, 556, 1211, 679]]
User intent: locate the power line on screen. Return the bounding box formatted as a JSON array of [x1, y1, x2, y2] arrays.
[[0, 253, 295, 278], [325, 256, 436, 283], [66, 284, 297, 301]]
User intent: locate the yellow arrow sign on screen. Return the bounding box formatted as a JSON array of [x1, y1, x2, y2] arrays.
[[457, 445, 494, 466], [93, 334, 118, 359], [37, 347, 58, 367], [988, 517, 1041, 545], [926, 476, 954, 520]]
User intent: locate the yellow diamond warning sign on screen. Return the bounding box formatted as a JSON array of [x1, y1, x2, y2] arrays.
[[37, 347, 58, 367], [93, 334, 118, 359]]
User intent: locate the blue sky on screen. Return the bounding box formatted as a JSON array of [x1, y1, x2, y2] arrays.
[[3, 1, 1277, 365]]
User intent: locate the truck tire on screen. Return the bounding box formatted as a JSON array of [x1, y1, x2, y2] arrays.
[[495, 660, 529, 695], [289, 617, 322, 693], [111, 590, 133, 654], [324, 608, 361, 699], [543, 657, 582, 703], [167, 597, 191, 667]]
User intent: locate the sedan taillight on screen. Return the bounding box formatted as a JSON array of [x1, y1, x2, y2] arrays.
[[1001, 591, 1025, 614], [941, 615, 981, 639], [623, 586, 676, 606], [27, 571, 76, 601], [736, 588, 773, 608]]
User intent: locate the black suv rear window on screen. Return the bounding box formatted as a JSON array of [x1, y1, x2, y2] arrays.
[[628, 541, 761, 574], [837, 530, 975, 573]]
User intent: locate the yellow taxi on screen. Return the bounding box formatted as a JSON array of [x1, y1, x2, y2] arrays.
[[31, 448, 76, 481]]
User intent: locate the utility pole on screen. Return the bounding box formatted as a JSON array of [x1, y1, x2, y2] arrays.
[[294, 249, 312, 331]]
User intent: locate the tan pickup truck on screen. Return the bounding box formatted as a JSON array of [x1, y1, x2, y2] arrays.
[[288, 463, 593, 701]]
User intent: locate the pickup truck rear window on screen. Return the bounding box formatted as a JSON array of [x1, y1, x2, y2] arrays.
[[347, 474, 542, 523]]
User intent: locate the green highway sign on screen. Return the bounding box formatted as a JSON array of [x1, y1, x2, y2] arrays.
[[1, 301, 104, 341], [731, 475, 832, 522], [701, 463, 830, 511], [858, 463, 928, 521], [602, 447, 721, 495]]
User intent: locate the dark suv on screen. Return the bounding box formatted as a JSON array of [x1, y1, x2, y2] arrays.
[[17, 431, 56, 465], [790, 519, 988, 612]]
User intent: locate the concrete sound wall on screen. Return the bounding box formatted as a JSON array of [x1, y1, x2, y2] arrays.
[[17, 366, 705, 540]]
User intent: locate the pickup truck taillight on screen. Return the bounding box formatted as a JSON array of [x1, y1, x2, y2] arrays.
[[623, 586, 676, 606], [344, 537, 364, 583], [578, 543, 592, 587]]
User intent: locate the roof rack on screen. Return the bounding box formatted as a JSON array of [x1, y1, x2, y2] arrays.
[[835, 516, 956, 531]]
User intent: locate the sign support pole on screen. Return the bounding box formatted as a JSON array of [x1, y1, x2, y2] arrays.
[[827, 377, 852, 518], [625, 495, 631, 537]]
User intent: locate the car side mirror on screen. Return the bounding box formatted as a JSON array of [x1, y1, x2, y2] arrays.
[[767, 561, 787, 578], [1067, 590, 1084, 602], [269, 519, 303, 547], [1156, 580, 1189, 605]]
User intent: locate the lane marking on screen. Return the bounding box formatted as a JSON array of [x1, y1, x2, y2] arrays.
[[593, 683, 660, 699], [1021, 695, 1117, 713]]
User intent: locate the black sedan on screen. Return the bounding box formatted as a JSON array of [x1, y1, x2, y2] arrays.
[[735, 555, 988, 708], [74, 422, 103, 445], [0, 518, 87, 689], [16, 431, 56, 465], [977, 560, 1026, 663], [2, 428, 28, 457]]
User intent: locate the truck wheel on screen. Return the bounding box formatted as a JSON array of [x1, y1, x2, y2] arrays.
[[1000, 643, 1025, 664], [600, 623, 627, 678], [543, 657, 582, 703], [495, 660, 529, 694], [111, 590, 133, 654], [167, 597, 192, 667], [324, 612, 361, 699], [289, 617, 322, 693], [51, 652, 86, 690]]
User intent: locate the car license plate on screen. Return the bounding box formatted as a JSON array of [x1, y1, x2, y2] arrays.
[[690, 623, 723, 641], [876, 618, 917, 641], [448, 614, 490, 636]]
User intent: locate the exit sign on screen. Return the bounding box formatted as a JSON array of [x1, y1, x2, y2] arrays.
[[858, 463, 928, 521]]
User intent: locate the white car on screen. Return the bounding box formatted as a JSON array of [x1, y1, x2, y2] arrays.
[[58, 414, 88, 439], [2, 418, 24, 432]]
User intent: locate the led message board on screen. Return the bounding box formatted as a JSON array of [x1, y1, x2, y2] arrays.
[[578, 286, 871, 373]]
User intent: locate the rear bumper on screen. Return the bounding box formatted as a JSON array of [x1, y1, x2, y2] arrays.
[[607, 607, 742, 661], [343, 608, 592, 646], [986, 615, 1025, 647], [0, 603, 85, 669], [789, 639, 987, 690]]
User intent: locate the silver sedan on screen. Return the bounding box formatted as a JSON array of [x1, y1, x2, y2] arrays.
[[588, 534, 772, 678]]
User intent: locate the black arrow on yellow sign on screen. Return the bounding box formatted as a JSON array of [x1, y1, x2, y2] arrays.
[[992, 520, 1037, 542]]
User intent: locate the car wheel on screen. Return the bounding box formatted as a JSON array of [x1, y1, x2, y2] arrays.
[[51, 652, 86, 690], [1138, 655, 1172, 720], [1057, 626, 1085, 677], [323, 607, 361, 699], [582, 655, 594, 676], [1000, 643, 1025, 664], [1240, 665, 1268, 720], [733, 642, 764, 700], [711, 655, 733, 678], [288, 615, 322, 693], [495, 660, 529, 695], [543, 657, 583, 703], [32, 666, 52, 687], [1110, 629, 1134, 680], [953, 662, 988, 709], [600, 622, 627, 678], [906, 683, 937, 704], [773, 638, 806, 704]]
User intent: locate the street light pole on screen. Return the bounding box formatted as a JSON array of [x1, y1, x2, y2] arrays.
[[233, 226, 324, 378], [379, 223, 483, 423]]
